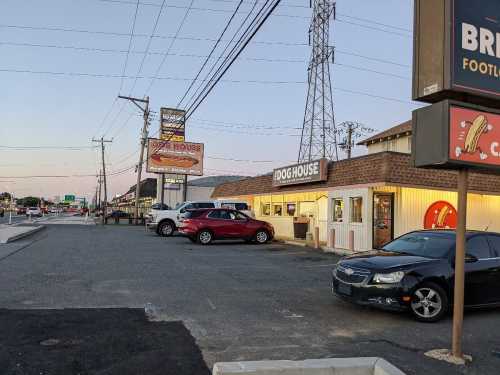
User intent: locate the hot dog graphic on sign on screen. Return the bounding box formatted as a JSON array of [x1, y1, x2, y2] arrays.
[[424, 201, 457, 230], [450, 106, 500, 167]]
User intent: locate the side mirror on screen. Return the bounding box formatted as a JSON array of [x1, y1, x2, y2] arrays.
[[465, 253, 478, 263], [179, 208, 185, 214]]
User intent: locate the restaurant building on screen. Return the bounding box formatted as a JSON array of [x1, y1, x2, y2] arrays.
[[212, 121, 500, 252]]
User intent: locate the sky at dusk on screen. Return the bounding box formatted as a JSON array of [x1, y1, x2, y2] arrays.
[[0, 0, 419, 200]]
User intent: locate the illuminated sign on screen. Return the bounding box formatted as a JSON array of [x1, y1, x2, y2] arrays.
[[413, 100, 500, 170], [413, 0, 500, 105], [272, 159, 328, 187]]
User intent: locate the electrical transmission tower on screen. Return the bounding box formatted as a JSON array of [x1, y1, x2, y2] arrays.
[[298, 0, 338, 162]]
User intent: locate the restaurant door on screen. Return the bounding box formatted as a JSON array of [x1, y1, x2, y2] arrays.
[[373, 193, 394, 249]]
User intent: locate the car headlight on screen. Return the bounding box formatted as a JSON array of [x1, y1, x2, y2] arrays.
[[373, 271, 405, 284]]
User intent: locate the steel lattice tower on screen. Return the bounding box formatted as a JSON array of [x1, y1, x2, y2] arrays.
[[298, 0, 338, 162]]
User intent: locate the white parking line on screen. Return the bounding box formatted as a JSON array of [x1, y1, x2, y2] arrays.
[[206, 298, 217, 310]]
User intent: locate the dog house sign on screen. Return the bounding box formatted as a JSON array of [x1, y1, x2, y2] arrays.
[[413, 100, 500, 170]]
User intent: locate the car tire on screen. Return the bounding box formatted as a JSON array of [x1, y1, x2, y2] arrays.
[[158, 221, 175, 237], [197, 230, 213, 245], [254, 229, 269, 244], [410, 282, 448, 323]]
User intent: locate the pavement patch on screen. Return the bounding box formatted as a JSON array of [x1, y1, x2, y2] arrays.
[[0, 308, 211, 375]]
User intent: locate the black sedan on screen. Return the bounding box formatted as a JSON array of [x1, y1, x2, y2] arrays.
[[332, 230, 500, 322]]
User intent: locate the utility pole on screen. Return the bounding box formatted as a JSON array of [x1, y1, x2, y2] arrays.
[[92, 138, 112, 225], [338, 121, 374, 159], [118, 95, 150, 224], [98, 170, 102, 212], [346, 123, 353, 159]]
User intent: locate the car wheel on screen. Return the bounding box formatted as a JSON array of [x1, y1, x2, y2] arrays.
[[254, 230, 269, 244], [197, 230, 213, 245], [410, 282, 448, 323], [158, 221, 175, 237]]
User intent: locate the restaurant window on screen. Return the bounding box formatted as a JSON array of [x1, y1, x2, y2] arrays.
[[350, 197, 363, 223], [261, 203, 271, 216], [332, 198, 344, 222], [273, 204, 283, 216], [286, 203, 296, 216]]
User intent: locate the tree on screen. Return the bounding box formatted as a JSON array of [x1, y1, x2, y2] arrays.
[[0, 192, 12, 201], [17, 197, 40, 207]]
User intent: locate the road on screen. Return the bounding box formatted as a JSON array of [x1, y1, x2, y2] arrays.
[[0, 214, 27, 225], [0, 224, 499, 374]]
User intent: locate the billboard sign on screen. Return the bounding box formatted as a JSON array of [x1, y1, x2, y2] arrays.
[[413, 100, 500, 170], [413, 0, 500, 105], [272, 159, 328, 187], [164, 174, 185, 184], [160, 108, 185, 143], [146, 138, 204, 176]]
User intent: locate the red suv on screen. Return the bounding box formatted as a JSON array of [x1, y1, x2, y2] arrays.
[[179, 208, 274, 245]]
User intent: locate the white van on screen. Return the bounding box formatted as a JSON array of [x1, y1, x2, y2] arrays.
[[148, 200, 253, 237]]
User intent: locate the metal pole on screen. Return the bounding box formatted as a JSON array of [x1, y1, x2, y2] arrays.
[[452, 168, 468, 359], [182, 175, 188, 202], [160, 174, 165, 205], [135, 96, 150, 224]]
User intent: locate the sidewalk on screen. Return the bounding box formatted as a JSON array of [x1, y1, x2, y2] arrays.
[[0, 224, 45, 244]]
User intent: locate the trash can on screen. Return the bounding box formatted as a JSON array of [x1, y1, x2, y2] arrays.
[[293, 217, 309, 239]]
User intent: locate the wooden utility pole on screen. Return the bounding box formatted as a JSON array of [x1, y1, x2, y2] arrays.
[[118, 95, 150, 224], [452, 168, 468, 358], [92, 138, 112, 225], [97, 170, 102, 212], [346, 123, 353, 159]]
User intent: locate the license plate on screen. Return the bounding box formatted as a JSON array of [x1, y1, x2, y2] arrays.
[[337, 282, 352, 296]]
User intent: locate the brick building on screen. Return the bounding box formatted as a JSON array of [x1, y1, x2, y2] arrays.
[[212, 121, 500, 252]]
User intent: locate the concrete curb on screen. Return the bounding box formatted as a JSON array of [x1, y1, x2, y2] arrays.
[[213, 357, 406, 375], [0, 225, 45, 244]]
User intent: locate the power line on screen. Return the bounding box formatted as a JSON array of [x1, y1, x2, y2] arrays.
[[177, 0, 245, 108], [128, 0, 168, 95], [0, 40, 410, 68], [0, 145, 97, 150], [118, 0, 140, 94], [185, 0, 284, 118], [0, 68, 416, 104], [144, 0, 196, 94]]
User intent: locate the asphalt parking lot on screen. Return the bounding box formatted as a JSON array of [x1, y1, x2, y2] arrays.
[[0, 224, 499, 374]]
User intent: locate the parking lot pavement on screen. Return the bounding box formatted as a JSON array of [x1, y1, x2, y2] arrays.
[[0, 224, 499, 374]]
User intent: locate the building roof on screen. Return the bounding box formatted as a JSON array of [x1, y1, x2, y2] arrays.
[[188, 175, 247, 188], [357, 121, 412, 146], [212, 151, 500, 197], [126, 178, 157, 198]]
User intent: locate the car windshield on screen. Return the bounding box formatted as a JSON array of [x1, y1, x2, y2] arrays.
[[382, 232, 455, 259]]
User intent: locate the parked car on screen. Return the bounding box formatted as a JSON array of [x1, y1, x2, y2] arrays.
[[17, 207, 27, 215], [106, 210, 130, 219], [26, 207, 42, 217], [178, 208, 274, 245], [148, 200, 253, 237], [332, 230, 500, 322]]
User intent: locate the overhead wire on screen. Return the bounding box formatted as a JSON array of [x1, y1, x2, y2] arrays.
[[177, 0, 245, 108], [183, 0, 274, 116]]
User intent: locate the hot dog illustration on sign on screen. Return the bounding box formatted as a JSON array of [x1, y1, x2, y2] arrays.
[[455, 115, 493, 161], [424, 201, 457, 230]]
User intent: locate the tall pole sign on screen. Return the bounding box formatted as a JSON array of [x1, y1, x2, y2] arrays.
[[413, 0, 500, 361]]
